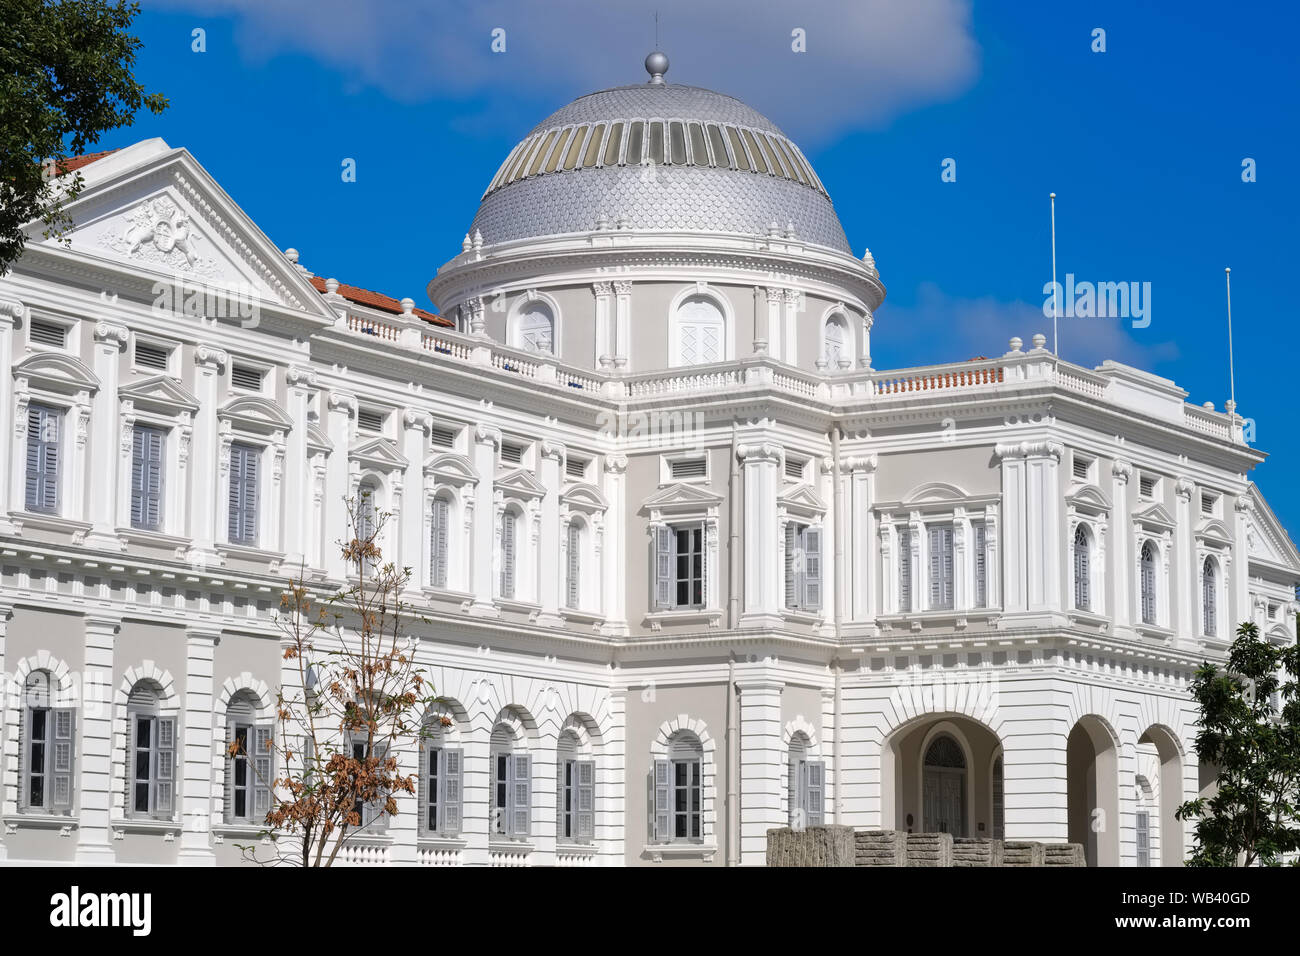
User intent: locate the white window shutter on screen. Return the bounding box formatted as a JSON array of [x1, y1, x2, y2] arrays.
[[805, 760, 825, 826], [566, 522, 581, 609], [653, 759, 671, 841], [145, 429, 164, 528], [556, 757, 567, 839], [124, 717, 137, 816], [898, 528, 912, 612], [16, 706, 29, 811], [223, 722, 237, 824], [803, 526, 823, 611], [510, 753, 531, 838], [418, 738, 431, 833], [130, 427, 146, 527], [253, 725, 273, 820], [699, 520, 708, 608], [442, 747, 463, 836], [974, 521, 987, 607], [154, 717, 176, 818], [788, 760, 799, 827], [500, 512, 516, 599], [654, 525, 673, 609], [928, 526, 942, 608], [576, 759, 595, 844], [227, 445, 242, 542], [431, 497, 449, 588], [941, 527, 954, 608], [784, 523, 798, 609]]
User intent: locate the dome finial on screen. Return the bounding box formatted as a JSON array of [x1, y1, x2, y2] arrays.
[[645, 50, 669, 84]]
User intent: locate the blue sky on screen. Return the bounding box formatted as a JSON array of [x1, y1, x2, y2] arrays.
[[93, 1, 1297, 535]]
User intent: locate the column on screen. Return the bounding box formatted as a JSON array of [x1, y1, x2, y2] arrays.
[[0, 301, 22, 533], [400, 411, 430, 587], [599, 687, 627, 863], [738, 443, 782, 629], [323, 391, 356, 580], [75, 615, 120, 863], [186, 346, 227, 567], [178, 628, 218, 864], [537, 441, 564, 626], [764, 288, 783, 361], [0, 602, 9, 859], [820, 686, 836, 825], [282, 367, 316, 565], [84, 322, 128, 547], [593, 282, 613, 368], [995, 441, 1064, 619], [468, 424, 500, 616], [388, 637, 420, 866], [751, 287, 768, 355], [1174, 478, 1195, 640], [601, 456, 628, 636], [1000, 717, 1070, 846], [781, 289, 801, 367], [1111, 460, 1133, 632], [860, 309, 874, 369], [847, 456, 877, 623], [612, 280, 631, 370], [1231, 496, 1250, 626], [737, 676, 785, 865]]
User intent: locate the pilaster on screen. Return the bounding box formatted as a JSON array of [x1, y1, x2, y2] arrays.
[[74, 614, 120, 863], [177, 628, 218, 864]]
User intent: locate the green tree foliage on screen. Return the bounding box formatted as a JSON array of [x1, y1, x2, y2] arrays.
[[0, 0, 166, 273], [1176, 621, 1300, 866]]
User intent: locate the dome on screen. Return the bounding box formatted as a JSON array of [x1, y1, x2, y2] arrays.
[[470, 67, 850, 253]]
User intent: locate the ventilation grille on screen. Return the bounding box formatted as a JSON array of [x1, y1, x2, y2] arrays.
[[501, 442, 524, 465], [1201, 493, 1215, 516], [1139, 475, 1156, 498], [430, 425, 457, 449], [30, 319, 67, 347], [785, 456, 806, 481], [566, 457, 587, 480], [231, 364, 263, 391], [1072, 456, 1091, 481], [357, 409, 385, 433], [670, 457, 707, 480], [135, 341, 171, 371]]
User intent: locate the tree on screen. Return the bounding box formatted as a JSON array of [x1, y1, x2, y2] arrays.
[[1176, 621, 1300, 866], [234, 493, 442, 867], [0, 0, 167, 274]]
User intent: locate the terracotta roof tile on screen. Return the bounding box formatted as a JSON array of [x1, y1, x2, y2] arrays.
[[308, 275, 452, 327], [55, 149, 120, 174]]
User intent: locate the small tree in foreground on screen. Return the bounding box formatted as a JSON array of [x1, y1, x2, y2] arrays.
[[235, 493, 442, 866], [1176, 621, 1300, 866]]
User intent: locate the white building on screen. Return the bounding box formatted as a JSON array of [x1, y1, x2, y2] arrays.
[[0, 53, 1296, 867]]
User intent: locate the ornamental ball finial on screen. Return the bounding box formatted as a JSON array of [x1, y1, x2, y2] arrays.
[[645, 50, 669, 84]]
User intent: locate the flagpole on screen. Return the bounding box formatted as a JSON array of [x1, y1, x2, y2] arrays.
[[1225, 266, 1236, 419], [1050, 192, 1059, 364]]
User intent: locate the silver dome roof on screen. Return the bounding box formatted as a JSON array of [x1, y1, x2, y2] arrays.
[[470, 83, 850, 253]]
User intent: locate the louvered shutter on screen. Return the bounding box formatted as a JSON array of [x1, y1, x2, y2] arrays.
[[566, 522, 581, 608], [1203, 562, 1217, 636], [1140, 545, 1156, 624], [49, 708, 74, 811], [144, 429, 164, 529], [575, 759, 595, 843], [898, 528, 912, 612], [805, 761, 825, 826], [253, 725, 273, 821], [556, 757, 567, 839], [442, 748, 463, 836], [500, 512, 516, 599], [227, 444, 242, 542], [698, 521, 708, 608], [26, 405, 59, 513], [370, 742, 390, 831], [223, 722, 237, 824], [430, 497, 448, 588], [154, 717, 176, 818], [788, 760, 799, 827], [928, 526, 942, 609], [241, 448, 259, 546], [1136, 812, 1150, 866], [974, 522, 987, 607], [418, 738, 431, 833], [510, 753, 531, 837], [124, 716, 137, 816], [653, 759, 671, 841], [131, 428, 146, 527], [803, 527, 823, 611], [784, 523, 798, 609], [1075, 530, 1090, 610], [16, 706, 28, 811], [654, 525, 674, 609]]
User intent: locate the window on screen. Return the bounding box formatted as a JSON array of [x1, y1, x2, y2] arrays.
[[654, 733, 702, 843], [787, 736, 824, 829], [429, 495, 450, 588], [1136, 811, 1151, 867], [669, 456, 707, 481], [1073, 524, 1092, 611], [973, 520, 987, 608], [783, 523, 823, 612], [357, 408, 385, 433], [822, 314, 849, 369], [130, 425, 166, 531], [29, 318, 67, 348], [499, 509, 518, 599], [675, 294, 725, 366], [566, 520, 582, 609], [347, 732, 390, 831], [928, 524, 954, 611], [125, 683, 175, 819], [18, 670, 75, 813], [230, 363, 264, 391], [489, 727, 530, 839], [227, 442, 260, 546], [516, 303, 555, 354], [653, 522, 705, 610], [556, 732, 595, 844], [24, 403, 60, 514], [898, 527, 913, 613], [419, 718, 463, 838], [992, 755, 1005, 840], [133, 340, 172, 372], [1140, 540, 1157, 625], [1202, 557, 1218, 637], [224, 693, 272, 825]]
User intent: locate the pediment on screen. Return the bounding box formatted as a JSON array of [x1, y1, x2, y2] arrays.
[[25, 139, 334, 323], [306, 422, 332, 454], [561, 481, 608, 512], [642, 482, 724, 515], [1194, 518, 1234, 546], [425, 452, 478, 486], [218, 395, 293, 432], [1132, 501, 1176, 530], [902, 481, 966, 506], [350, 436, 408, 472], [12, 351, 99, 394], [1243, 485, 1300, 570], [497, 467, 547, 499], [1066, 483, 1112, 513], [778, 483, 828, 515], [118, 374, 199, 413]]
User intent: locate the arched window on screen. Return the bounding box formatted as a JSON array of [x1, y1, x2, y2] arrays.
[[822, 313, 850, 370], [356, 481, 379, 577], [429, 494, 451, 589], [499, 509, 518, 599], [1140, 540, 1157, 625], [224, 690, 272, 825], [556, 730, 595, 844], [1202, 557, 1218, 637], [1074, 524, 1092, 611], [126, 681, 175, 820], [991, 754, 1005, 840], [19, 669, 75, 813], [565, 519, 583, 610], [787, 732, 825, 828], [922, 734, 966, 837], [419, 711, 462, 838], [675, 294, 725, 366], [516, 302, 555, 354], [490, 722, 531, 838], [654, 732, 703, 843]]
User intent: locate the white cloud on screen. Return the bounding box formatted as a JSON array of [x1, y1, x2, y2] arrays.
[[147, 0, 980, 140]]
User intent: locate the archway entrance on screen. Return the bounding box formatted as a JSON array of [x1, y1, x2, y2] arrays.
[[1067, 716, 1119, 866], [922, 735, 967, 836], [1139, 725, 1185, 867]]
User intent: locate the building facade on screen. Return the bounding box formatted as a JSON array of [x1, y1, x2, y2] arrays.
[[0, 56, 1296, 867]]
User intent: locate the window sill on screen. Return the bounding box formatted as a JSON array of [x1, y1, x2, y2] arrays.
[[643, 841, 718, 863], [420, 585, 473, 604], [211, 823, 270, 842], [1067, 609, 1110, 628], [1135, 623, 1175, 642], [497, 598, 541, 616], [644, 608, 723, 631], [782, 609, 822, 625], [879, 608, 1000, 631], [8, 512, 93, 539], [489, 839, 535, 851], [418, 835, 468, 851], [219, 543, 286, 566], [556, 842, 597, 855], [3, 812, 77, 833], [111, 817, 181, 838], [117, 527, 191, 551], [561, 607, 605, 626]]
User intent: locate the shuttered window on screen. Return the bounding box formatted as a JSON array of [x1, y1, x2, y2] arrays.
[[419, 727, 463, 838], [928, 524, 955, 611], [784, 523, 823, 612], [499, 510, 517, 599], [566, 521, 582, 609], [1073, 524, 1091, 611], [24, 403, 60, 514], [1202, 557, 1217, 637], [898, 527, 913, 612], [130, 425, 166, 530], [18, 671, 76, 814], [349, 736, 390, 831], [654, 733, 702, 842], [1136, 811, 1150, 866], [653, 522, 706, 610], [429, 496, 449, 589], [556, 734, 595, 845], [227, 442, 260, 546], [126, 685, 175, 820], [973, 521, 987, 608], [489, 739, 531, 839], [992, 756, 1005, 839], [1140, 541, 1157, 625]]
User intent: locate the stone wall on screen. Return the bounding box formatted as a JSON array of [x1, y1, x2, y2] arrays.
[[766, 825, 856, 867], [766, 828, 1084, 867], [854, 829, 908, 866]]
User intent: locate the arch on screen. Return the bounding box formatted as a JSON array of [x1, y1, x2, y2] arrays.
[[420, 696, 469, 745], [881, 711, 1001, 837], [650, 715, 717, 843], [1068, 714, 1121, 866], [1201, 555, 1219, 637], [901, 481, 969, 506], [1138, 722, 1186, 867], [508, 292, 561, 355], [917, 722, 973, 837], [819, 307, 854, 371], [1073, 522, 1094, 612], [215, 674, 275, 723], [668, 285, 734, 367], [1139, 538, 1159, 625], [781, 715, 822, 758]]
